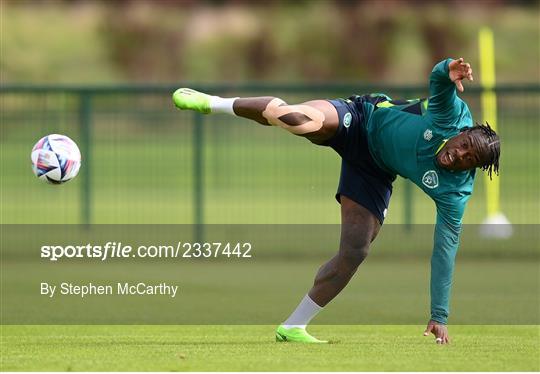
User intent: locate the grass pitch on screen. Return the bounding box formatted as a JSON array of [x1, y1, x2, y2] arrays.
[[1, 325, 539, 371]]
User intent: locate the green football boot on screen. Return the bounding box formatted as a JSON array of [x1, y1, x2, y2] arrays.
[[172, 88, 212, 114], [275, 325, 328, 343]]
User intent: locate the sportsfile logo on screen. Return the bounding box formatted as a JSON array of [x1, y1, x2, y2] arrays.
[[40, 241, 253, 261]]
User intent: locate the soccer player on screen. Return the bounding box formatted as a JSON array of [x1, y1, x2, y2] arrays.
[[173, 58, 500, 344]]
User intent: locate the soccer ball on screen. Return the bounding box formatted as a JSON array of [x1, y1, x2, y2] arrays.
[[31, 134, 81, 184]]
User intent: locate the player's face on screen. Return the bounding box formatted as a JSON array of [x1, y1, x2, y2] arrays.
[[436, 132, 485, 171]]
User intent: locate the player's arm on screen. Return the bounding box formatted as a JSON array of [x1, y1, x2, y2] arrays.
[[427, 58, 474, 127], [425, 194, 469, 344]]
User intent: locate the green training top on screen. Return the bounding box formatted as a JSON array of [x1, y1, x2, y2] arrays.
[[365, 58, 475, 324]]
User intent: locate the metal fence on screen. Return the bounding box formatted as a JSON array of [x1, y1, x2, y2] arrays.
[[1, 84, 539, 226]]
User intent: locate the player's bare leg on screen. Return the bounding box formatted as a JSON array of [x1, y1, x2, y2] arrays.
[[172, 88, 339, 144], [308, 196, 380, 306], [276, 196, 380, 342], [233, 98, 339, 144]]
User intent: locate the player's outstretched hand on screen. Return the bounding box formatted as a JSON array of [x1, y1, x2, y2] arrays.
[[449, 57, 474, 92], [423, 320, 450, 344]]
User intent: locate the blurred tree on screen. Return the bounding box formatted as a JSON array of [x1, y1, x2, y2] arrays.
[[336, 1, 399, 79], [2, 0, 537, 83], [417, 3, 469, 68], [245, 24, 278, 79], [100, 1, 190, 81]]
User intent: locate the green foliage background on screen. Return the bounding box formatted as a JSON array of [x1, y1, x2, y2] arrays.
[[1, 0, 539, 83]]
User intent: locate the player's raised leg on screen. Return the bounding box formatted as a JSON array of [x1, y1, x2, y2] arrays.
[[172, 88, 339, 144], [276, 196, 381, 343]]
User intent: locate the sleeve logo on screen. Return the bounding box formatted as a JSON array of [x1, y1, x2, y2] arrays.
[[422, 170, 439, 189], [343, 112, 352, 128], [423, 129, 433, 141]]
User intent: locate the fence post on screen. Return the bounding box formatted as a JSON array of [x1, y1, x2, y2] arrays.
[[193, 112, 204, 241], [404, 180, 413, 231], [79, 92, 92, 225]]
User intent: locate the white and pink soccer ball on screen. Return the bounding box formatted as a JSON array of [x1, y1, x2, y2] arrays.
[[31, 134, 81, 184]]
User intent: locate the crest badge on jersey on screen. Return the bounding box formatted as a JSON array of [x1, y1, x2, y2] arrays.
[[343, 112, 352, 128], [423, 129, 433, 141], [422, 170, 439, 189]]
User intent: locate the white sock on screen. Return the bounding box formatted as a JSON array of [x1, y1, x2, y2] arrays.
[[282, 294, 323, 329], [209, 96, 238, 115]]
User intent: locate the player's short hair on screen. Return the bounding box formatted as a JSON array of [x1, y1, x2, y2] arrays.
[[465, 122, 500, 179]]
